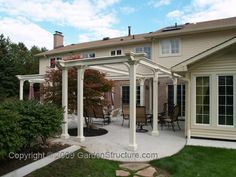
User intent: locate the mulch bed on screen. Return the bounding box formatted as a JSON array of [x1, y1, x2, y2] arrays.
[[68, 127, 108, 137], [0, 143, 69, 176]]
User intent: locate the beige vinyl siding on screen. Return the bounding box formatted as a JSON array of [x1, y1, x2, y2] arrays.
[[38, 43, 152, 75], [39, 58, 50, 75], [154, 29, 236, 68], [188, 48, 236, 140], [190, 48, 236, 73]]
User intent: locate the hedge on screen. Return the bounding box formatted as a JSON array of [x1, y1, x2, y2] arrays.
[[0, 100, 63, 159]]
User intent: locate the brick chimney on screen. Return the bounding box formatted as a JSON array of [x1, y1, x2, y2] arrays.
[[53, 31, 64, 49]]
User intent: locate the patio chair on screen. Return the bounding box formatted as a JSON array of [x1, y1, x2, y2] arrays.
[[110, 108, 120, 122], [122, 104, 130, 126], [161, 105, 181, 131], [136, 106, 149, 132], [93, 105, 110, 125], [84, 105, 95, 124], [158, 102, 168, 117]]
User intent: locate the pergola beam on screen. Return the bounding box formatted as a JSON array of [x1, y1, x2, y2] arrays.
[[89, 65, 144, 78]]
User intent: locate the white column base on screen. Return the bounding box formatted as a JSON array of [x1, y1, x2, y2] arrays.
[[61, 133, 70, 139], [187, 129, 191, 140], [151, 131, 159, 136], [77, 136, 85, 143], [127, 144, 137, 151]]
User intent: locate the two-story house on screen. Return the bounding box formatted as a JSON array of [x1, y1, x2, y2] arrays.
[[17, 17, 236, 142]]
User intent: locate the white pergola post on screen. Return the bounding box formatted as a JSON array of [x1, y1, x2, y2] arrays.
[[19, 80, 25, 100], [77, 66, 85, 142], [152, 70, 159, 136], [61, 68, 70, 139], [149, 79, 153, 114], [128, 61, 137, 151], [139, 78, 145, 106], [185, 73, 191, 141], [173, 78, 178, 105]]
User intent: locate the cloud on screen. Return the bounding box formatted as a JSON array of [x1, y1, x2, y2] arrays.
[[148, 0, 171, 7], [0, 17, 52, 49], [79, 28, 125, 43], [120, 6, 137, 15], [167, 10, 182, 18], [167, 0, 236, 23], [0, 0, 123, 43]]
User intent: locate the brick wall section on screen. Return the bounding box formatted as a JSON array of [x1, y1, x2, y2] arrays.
[[112, 77, 174, 114]]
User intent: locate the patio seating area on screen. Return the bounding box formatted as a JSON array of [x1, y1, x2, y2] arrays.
[[54, 113, 186, 162]]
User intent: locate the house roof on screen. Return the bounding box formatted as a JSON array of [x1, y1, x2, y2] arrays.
[[171, 35, 236, 72], [36, 33, 149, 57], [36, 16, 236, 57], [146, 16, 236, 38]]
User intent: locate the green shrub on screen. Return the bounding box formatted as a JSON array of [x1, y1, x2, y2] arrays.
[[36, 102, 64, 144], [0, 108, 25, 159], [0, 100, 63, 147]]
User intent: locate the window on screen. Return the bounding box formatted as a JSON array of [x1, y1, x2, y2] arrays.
[[50, 58, 56, 68], [168, 84, 185, 117], [81, 52, 95, 59], [218, 76, 234, 126], [111, 49, 122, 56], [122, 86, 140, 105], [134, 46, 151, 59], [160, 38, 180, 56], [196, 76, 210, 124]]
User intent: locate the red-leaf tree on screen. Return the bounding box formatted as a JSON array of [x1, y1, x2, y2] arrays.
[[42, 68, 114, 113]]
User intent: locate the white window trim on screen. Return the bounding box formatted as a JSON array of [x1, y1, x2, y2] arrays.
[[133, 45, 152, 59], [120, 85, 141, 106], [216, 74, 235, 128], [110, 48, 123, 56], [159, 38, 181, 57], [81, 52, 96, 59], [193, 74, 211, 126]]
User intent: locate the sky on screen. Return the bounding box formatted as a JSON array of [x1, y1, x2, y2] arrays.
[[0, 0, 236, 49]]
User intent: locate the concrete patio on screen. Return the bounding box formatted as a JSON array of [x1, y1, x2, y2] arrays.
[[54, 115, 186, 162]]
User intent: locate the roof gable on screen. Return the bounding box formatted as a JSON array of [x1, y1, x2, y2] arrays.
[[172, 36, 236, 72]]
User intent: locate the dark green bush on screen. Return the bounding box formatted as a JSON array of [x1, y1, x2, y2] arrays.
[[0, 100, 63, 154], [36, 102, 64, 144], [0, 108, 25, 159]]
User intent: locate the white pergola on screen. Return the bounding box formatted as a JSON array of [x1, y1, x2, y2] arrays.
[[16, 74, 45, 100], [57, 52, 180, 151]]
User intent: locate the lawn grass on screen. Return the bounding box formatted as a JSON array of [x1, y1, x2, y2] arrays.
[[26, 146, 236, 177], [26, 149, 120, 177], [151, 146, 236, 177]]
